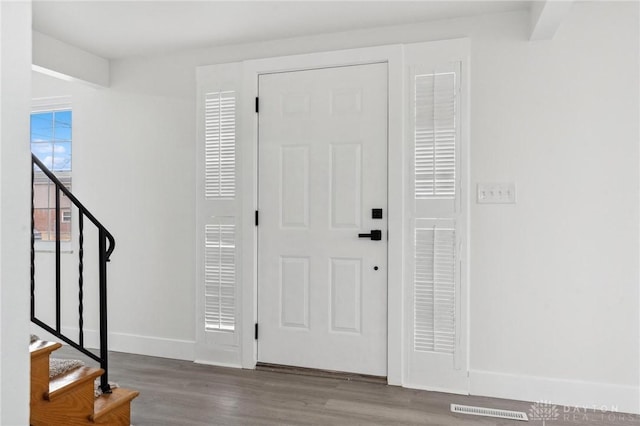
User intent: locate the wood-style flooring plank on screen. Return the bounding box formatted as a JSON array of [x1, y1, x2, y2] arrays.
[[53, 347, 640, 426]]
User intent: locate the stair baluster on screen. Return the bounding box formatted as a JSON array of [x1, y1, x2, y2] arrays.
[[78, 213, 84, 347], [31, 153, 115, 395]]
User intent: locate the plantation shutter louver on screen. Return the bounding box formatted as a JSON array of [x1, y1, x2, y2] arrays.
[[205, 91, 236, 199], [415, 72, 456, 199], [204, 221, 236, 331], [414, 223, 456, 354]]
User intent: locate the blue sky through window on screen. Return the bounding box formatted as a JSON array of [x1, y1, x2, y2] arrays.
[[30, 110, 72, 171]]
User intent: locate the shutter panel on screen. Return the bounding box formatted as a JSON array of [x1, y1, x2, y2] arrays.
[[205, 91, 236, 199], [414, 222, 456, 354], [197, 63, 242, 363], [412, 65, 459, 355], [204, 220, 236, 332], [415, 72, 456, 199], [405, 47, 467, 392]]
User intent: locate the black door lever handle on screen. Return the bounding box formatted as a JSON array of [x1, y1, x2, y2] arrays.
[[358, 230, 382, 241]]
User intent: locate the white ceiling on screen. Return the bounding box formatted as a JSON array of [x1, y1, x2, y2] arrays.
[[33, 1, 531, 60]]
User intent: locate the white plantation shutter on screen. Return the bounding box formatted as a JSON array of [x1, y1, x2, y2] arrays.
[[414, 222, 456, 354], [405, 47, 467, 392], [204, 220, 236, 331], [412, 64, 460, 357], [197, 63, 243, 363], [205, 91, 236, 199], [415, 72, 456, 199]]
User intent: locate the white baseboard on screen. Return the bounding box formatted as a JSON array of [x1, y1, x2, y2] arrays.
[[193, 359, 242, 369], [31, 324, 195, 361], [402, 381, 468, 395], [194, 343, 242, 368], [470, 369, 640, 415], [109, 332, 195, 361]]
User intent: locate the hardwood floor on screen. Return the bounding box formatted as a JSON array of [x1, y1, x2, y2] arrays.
[[54, 347, 639, 426]]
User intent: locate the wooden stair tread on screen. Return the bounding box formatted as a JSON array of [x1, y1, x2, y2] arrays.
[[91, 388, 140, 422], [30, 339, 138, 425], [30, 340, 62, 359], [46, 366, 104, 401]]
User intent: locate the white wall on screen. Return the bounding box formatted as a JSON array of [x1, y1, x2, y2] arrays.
[[33, 1, 639, 413], [32, 72, 197, 360], [467, 1, 639, 412], [1, 1, 32, 424]]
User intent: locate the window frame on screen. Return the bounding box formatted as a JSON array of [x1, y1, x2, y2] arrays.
[[31, 96, 74, 252]]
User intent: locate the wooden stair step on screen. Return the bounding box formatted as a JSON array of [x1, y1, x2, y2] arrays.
[[30, 339, 62, 405], [30, 340, 62, 359], [91, 388, 140, 423], [46, 366, 104, 401], [32, 366, 105, 426], [29, 339, 139, 425]]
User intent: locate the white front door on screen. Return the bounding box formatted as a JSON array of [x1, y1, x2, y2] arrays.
[[257, 63, 388, 376]]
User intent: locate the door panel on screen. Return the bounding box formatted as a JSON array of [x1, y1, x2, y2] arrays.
[[258, 63, 388, 376]]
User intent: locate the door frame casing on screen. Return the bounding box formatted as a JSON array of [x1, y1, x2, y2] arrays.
[[241, 45, 405, 384], [230, 40, 471, 389]]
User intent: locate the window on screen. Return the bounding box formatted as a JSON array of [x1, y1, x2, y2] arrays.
[[415, 72, 457, 199], [31, 98, 72, 242], [205, 91, 236, 199], [202, 91, 237, 333], [204, 220, 236, 332], [61, 210, 72, 223], [414, 222, 456, 354], [412, 68, 459, 354]]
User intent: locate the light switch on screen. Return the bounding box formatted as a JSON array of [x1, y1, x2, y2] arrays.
[[477, 183, 516, 204]]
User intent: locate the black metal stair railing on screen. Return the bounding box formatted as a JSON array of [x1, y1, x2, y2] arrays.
[[30, 153, 115, 393]]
